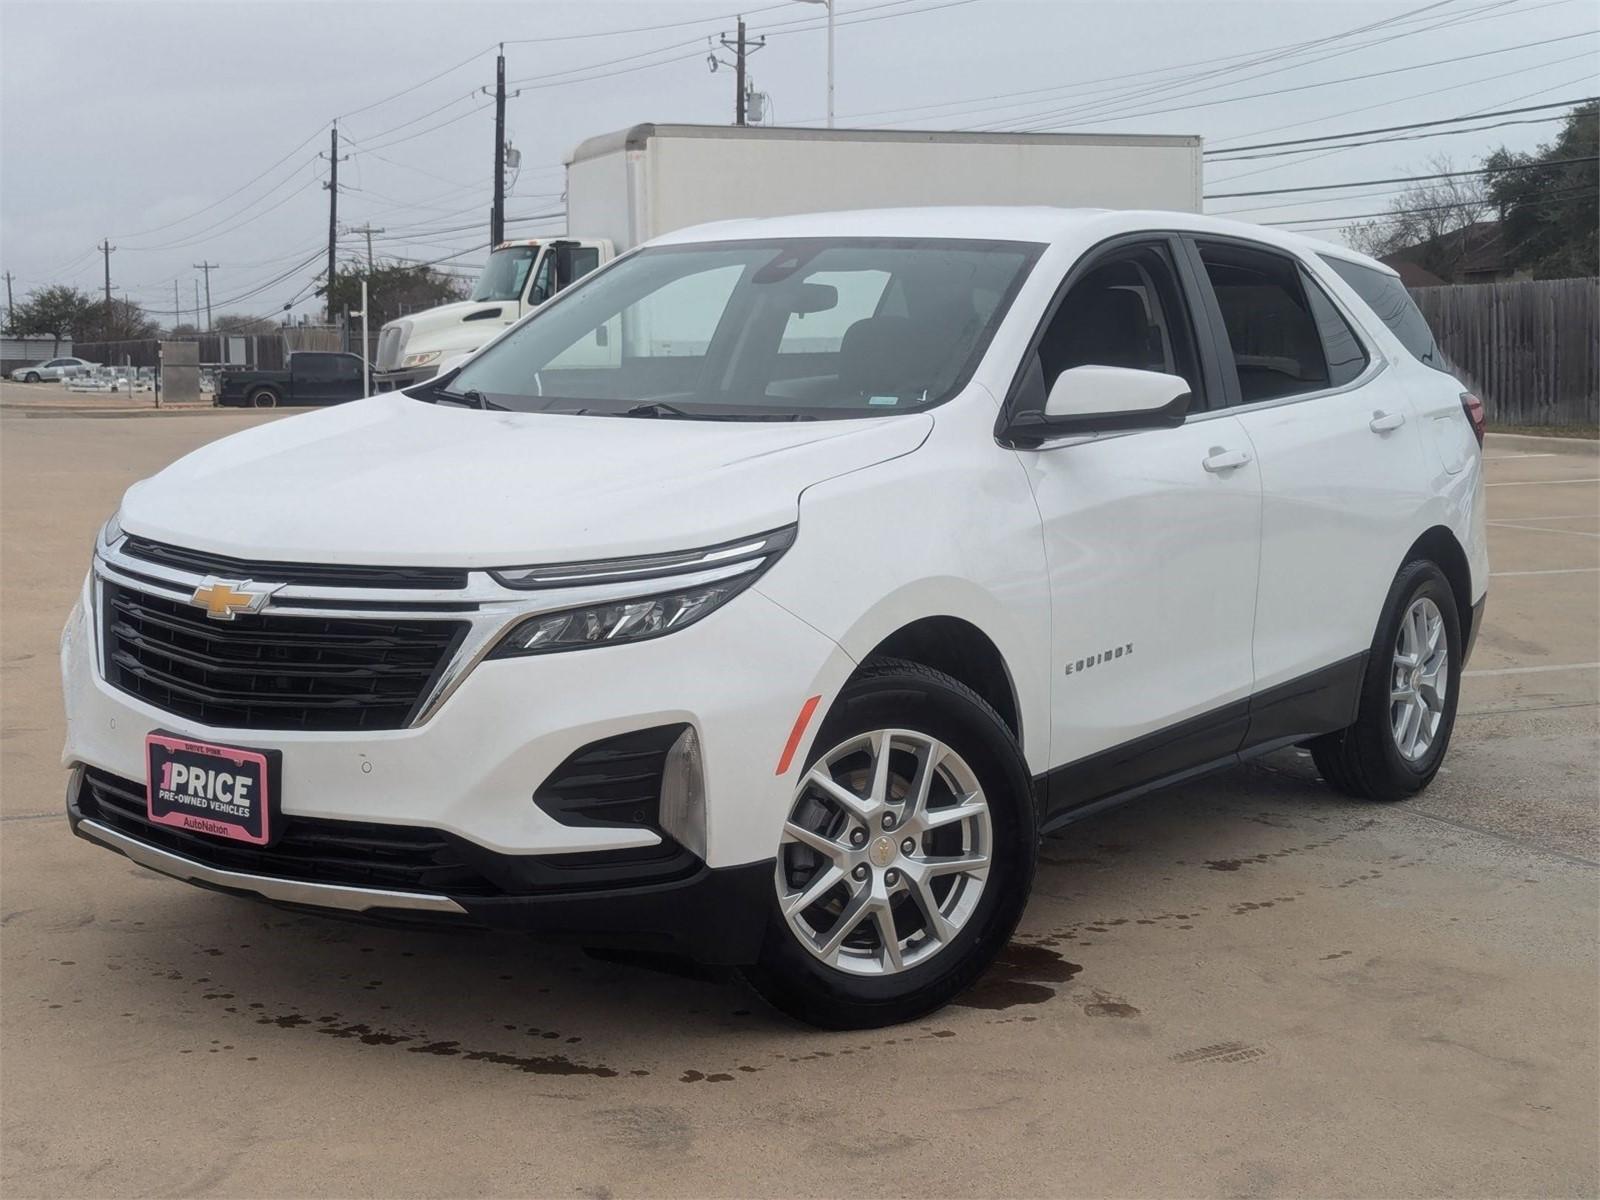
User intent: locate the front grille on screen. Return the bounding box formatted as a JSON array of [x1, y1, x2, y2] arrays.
[[375, 322, 407, 372], [77, 768, 499, 895], [122, 536, 468, 590], [102, 583, 466, 731]]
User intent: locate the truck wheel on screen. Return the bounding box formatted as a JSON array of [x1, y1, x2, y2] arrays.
[[23, 372, 40, 384], [249, 388, 278, 409], [1310, 559, 1462, 801], [742, 658, 1037, 1029]]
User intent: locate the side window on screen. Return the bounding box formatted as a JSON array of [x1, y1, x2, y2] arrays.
[[1320, 254, 1449, 372], [330, 356, 361, 382], [1300, 270, 1369, 387], [569, 247, 601, 282], [1024, 241, 1204, 411], [1197, 241, 1331, 404]]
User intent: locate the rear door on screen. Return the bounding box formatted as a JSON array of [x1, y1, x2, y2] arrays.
[[1012, 236, 1263, 817], [1185, 237, 1429, 705]]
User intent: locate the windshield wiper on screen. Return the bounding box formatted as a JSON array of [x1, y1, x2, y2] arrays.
[[621, 401, 692, 418], [435, 387, 503, 410]]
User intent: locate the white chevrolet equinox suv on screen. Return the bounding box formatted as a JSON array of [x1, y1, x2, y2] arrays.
[[62, 208, 1488, 1028]]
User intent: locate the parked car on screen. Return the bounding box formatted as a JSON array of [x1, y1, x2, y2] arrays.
[[62, 207, 1487, 1029], [213, 351, 368, 408], [10, 356, 98, 382]]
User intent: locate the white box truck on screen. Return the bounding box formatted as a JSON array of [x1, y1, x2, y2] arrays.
[[372, 123, 1202, 390]]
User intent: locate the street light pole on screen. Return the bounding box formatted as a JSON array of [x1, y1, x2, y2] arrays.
[[793, 0, 834, 127]]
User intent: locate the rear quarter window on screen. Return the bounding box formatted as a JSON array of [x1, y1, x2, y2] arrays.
[[1320, 255, 1449, 372]]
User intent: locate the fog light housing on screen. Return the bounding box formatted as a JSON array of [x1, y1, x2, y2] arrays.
[[659, 726, 707, 861]]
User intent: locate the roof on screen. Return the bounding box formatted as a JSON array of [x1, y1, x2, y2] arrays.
[[566, 123, 1202, 165], [647, 205, 1400, 274]]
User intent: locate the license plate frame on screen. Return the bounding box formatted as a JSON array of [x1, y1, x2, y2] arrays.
[[145, 732, 283, 846]]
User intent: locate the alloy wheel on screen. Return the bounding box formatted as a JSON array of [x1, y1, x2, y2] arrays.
[[1390, 596, 1449, 761], [776, 729, 991, 976]]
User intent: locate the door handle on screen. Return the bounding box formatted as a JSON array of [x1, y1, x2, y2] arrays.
[[1202, 447, 1252, 473], [1369, 410, 1406, 433]]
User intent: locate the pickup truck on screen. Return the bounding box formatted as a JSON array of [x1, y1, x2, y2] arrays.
[[214, 352, 368, 408]]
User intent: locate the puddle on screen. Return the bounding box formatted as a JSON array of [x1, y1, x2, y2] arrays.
[[955, 942, 1082, 1010]]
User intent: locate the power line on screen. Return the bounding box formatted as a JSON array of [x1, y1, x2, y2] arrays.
[[1206, 154, 1600, 199], [1206, 96, 1598, 157], [1277, 184, 1596, 233], [989, 30, 1597, 135]]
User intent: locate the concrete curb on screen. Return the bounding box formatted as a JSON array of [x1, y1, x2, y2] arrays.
[[14, 406, 314, 420], [1485, 432, 1600, 457]]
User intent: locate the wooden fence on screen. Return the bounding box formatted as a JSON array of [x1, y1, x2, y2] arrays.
[[1411, 277, 1598, 429]]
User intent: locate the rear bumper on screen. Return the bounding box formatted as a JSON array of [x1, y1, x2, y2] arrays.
[[66, 769, 774, 963]]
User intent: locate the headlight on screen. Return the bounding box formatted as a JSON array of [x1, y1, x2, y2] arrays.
[[486, 526, 796, 658], [402, 351, 442, 368], [97, 509, 123, 552], [490, 526, 795, 590]]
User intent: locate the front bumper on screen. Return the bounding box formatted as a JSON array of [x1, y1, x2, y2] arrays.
[[67, 768, 774, 961], [372, 365, 439, 392], [62, 549, 855, 870]]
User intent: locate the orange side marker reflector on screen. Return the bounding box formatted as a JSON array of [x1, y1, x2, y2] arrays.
[[775, 695, 822, 776]]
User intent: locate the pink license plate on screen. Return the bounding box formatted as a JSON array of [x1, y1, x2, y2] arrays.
[[146, 733, 276, 846]]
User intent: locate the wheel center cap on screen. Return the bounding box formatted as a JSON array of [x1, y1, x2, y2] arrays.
[[868, 835, 896, 869]]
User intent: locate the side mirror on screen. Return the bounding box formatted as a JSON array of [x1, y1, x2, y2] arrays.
[[1038, 364, 1191, 434]]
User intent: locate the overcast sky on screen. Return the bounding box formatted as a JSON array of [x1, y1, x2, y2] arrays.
[[1, 0, 1595, 322]]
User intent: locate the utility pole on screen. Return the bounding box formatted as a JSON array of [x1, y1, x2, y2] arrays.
[[193, 261, 217, 331], [194, 279, 201, 331], [347, 224, 385, 273], [3, 270, 13, 331], [321, 122, 348, 320], [479, 45, 520, 246], [718, 18, 766, 126], [174, 280, 181, 331], [99, 239, 115, 340]]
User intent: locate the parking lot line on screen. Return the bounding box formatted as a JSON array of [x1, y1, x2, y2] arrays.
[[1490, 567, 1600, 577], [1483, 453, 1557, 461], [1463, 662, 1600, 678], [1487, 521, 1600, 539], [1485, 478, 1600, 487]]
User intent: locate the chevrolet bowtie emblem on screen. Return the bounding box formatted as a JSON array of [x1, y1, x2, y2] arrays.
[[189, 578, 276, 621]]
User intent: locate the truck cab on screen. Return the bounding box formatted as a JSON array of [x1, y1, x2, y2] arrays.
[[372, 238, 611, 390]]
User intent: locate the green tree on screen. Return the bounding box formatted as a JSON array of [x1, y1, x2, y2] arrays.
[[214, 312, 279, 335], [1483, 102, 1599, 279], [324, 261, 467, 329], [10, 285, 100, 352]]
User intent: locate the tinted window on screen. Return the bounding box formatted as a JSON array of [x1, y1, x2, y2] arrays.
[[329, 356, 361, 382], [1198, 242, 1330, 403], [1301, 270, 1369, 386], [1321, 255, 1448, 372], [1025, 242, 1203, 410]]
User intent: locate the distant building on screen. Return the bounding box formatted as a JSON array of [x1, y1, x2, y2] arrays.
[[1381, 220, 1532, 286], [1, 335, 73, 374]]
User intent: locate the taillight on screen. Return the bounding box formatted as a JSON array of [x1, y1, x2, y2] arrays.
[[1460, 391, 1485, 447]]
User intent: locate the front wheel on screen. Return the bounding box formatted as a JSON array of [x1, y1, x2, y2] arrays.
[[23, 372, 40, 384], [1310, 559, 1462, 801], [742, 658, 1037, 1029]]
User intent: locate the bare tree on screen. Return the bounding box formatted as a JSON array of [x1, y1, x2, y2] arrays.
[[1345, 155, 1492, 281]]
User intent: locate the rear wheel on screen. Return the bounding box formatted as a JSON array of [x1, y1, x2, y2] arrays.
[[742, 658, 1037, 1029], [1310, 560, 1461, 801], [249, 387, 278, 409]]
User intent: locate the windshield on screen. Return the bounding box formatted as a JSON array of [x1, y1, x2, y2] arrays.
[[445, 238, 1040, 420], [470, 246, 540, 302]]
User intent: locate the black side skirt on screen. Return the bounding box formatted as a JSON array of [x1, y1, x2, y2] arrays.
[[1036, 652, 1366, 833]]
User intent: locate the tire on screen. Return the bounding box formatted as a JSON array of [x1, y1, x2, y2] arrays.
[[1310, 560, 1462, 801], [742, 657, 1038, 1029], [249, 388, 278, 409], [23, 372, 40, 384]]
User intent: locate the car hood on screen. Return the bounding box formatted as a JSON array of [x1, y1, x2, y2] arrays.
[[119, 393, 932, 566]]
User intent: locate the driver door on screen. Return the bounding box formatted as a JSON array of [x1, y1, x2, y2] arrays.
[[1013, 237, 1263, 819]]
